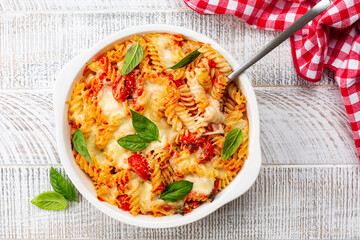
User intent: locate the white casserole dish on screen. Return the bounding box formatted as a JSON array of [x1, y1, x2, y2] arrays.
[[54, 24, 261, 228]]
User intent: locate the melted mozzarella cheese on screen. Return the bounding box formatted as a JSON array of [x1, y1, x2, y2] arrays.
[[152, 34, 178, 68], [185, 174, 215, 195], [203, 97, 225, 124], [105, 139, 131, 169], [189, 74, 204, 91], [113, 117, 134, 138], [173, 148, 202, 173], [86, 134, 108, 166], [142, 81, 166, 120], [96, 184, 118, 204], [188, 74, 208, 102], [216, 168, 227, 179], [97, 87, 126, 119], [202, 123, 224, 136], [232, 118, 248, 130], [143, 81, 165, 102], [106, 186, 119, 204], [139, 181, 153, 213], [195, 67, 211, 85], [105, 116, 134, 170], [143, 118, 177, 155], [141, 82, 177, 154]]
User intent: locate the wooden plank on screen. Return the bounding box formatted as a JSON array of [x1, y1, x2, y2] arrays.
[[0, 87, 356, 165], [0, 90, 58, 165], [0, 1, 355, 239], [0, 11, 335, 89], [257, 87, 357, 164], [0, 0, 187, 11], [1, 165, 359, 239]]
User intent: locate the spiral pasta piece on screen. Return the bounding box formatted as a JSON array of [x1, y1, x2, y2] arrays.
[[127, 180, 140, 216], [198, 44, 232, 76]]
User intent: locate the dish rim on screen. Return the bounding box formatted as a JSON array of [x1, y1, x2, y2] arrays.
[[54, 24, 261, 228]]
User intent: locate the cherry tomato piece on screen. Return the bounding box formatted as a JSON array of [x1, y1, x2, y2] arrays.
[[128, 154, 149, 181], [179, 132, 200, 146], [208, 59, 217, 68], [168, 74, 181, 87], [112, 71, 136, 102], [198, 138, 214, 163], [117, 195, 130, 211], [212, 180, 219, 195], [154, 184, 165, 194]]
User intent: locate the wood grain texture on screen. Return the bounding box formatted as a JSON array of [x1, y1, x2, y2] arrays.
[[0, 11, 335, 89], [0, 88, 356, 166], [1, 165, 359, 239], [0, 0, 187, 11], [0, 1, 357, 238], [0, 90, 57, 165], [257, 87, 357, 164]]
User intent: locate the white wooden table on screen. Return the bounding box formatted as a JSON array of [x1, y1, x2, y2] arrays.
[[1, 0, 359, 239]]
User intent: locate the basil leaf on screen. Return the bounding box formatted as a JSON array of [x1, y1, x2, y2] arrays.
[[117, 134, 149, 151], [160, 180, 193, 202], [166, 48, 201, 70], [121, 38, 144, 76], [31, 191, 67, 210], [221, 128, 243, 161], [50, 167, 77, 201], [130, 109, 159, 142], [73, 129, 92, 165]]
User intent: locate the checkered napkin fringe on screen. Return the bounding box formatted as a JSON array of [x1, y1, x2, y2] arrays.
[[184, 0, 360, 158]]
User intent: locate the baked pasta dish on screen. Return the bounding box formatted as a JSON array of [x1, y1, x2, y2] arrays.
[[67, 33, 249, 216]]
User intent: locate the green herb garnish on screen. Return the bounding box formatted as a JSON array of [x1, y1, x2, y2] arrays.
[[221, 128, 243, 161], [31, 167, 79, 210], [31, 192, 67, 210], [50, 167, 78, 202], [121, 38, 144, 76], [159, 180, 193, 202], [166, 48, 201, 70], [130, 109, 160, 142], [73, 129, 92, 165], [117, 134, 149, 151]]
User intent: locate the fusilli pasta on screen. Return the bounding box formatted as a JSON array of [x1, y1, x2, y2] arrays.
[[67, 33, 249, 216]]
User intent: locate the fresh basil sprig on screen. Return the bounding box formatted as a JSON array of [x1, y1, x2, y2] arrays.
[[31, 167, 79, 211], [130, 109, 160, 142], [221, 128, 243, 161], [31, 192, 67, 210], [73, 129, 92, 165], [160, 180, 193, 202], [121, 38, 144, 76], [117, 134, 149, 151], [50, 167, 78, 202], [166, 48, 201, 70], [117, 110, 160, 151]]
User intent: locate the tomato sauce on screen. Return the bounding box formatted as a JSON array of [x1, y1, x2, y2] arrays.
[[128, 154, 149, 181]]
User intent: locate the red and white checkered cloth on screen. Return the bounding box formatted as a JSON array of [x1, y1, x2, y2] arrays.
[[184, 0, 360, 158]]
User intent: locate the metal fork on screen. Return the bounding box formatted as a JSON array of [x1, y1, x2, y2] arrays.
[[228, 0, 332, 82]]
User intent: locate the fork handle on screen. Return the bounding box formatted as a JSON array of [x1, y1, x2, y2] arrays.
[[228, 0, 332, 81]]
